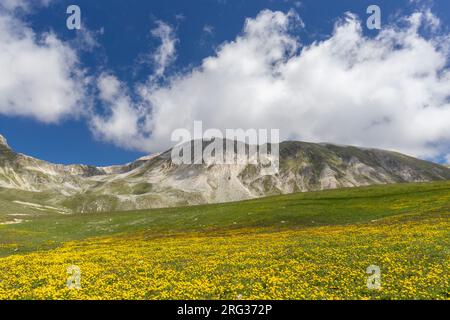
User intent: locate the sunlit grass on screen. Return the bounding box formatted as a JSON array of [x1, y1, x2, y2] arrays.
[[0, 181, 449, 299]]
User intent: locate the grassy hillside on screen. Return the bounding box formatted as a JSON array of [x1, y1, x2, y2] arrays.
[[0, 181, 449, 299]]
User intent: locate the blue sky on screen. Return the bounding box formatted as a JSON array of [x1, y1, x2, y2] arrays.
[[1, 0, 450, 165]]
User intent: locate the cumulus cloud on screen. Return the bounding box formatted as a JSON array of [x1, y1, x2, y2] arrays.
[[90, 21, 179, 150], [91, 73, 148, 149], [91, 9, 450, 160], [0, 4, 87, 123], [1, 4, 448, 160]]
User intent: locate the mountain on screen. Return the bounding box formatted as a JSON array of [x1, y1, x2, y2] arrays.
[[1, 134, 450, 214]]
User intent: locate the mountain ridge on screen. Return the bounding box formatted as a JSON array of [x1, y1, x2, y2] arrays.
[[0, 134, 9, 149], [1, 134, 449, 213]]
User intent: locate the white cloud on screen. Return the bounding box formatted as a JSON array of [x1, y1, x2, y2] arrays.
[[97, 74, 121, 102], [91, 74, 148, 150], [203, 24, 214, 35], [89, 21, 179, 150], [92, 9, 450, 160], [424, 9, 441, 31], [2, 5, 447, 160], [71, 27, 104, 52], [0, 7, 87, 123], [0, 0, 52, 12], [0, 0, 28, 10], [150, 21, 178, 79]]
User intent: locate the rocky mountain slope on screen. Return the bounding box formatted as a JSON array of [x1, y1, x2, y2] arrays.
[[1, 134, 450, 213]]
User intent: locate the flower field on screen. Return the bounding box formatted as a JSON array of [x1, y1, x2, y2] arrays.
[[0, 213, 448, 299], [0, 181, 449, 300]]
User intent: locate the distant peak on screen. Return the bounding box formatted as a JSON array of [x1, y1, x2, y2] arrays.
[[0, 134, 10, 149], [136, 153, 161, 162]]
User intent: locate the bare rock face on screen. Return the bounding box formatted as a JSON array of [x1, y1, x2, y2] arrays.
[[1, 134, 450, 213], [0, 135, 9, 149]]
